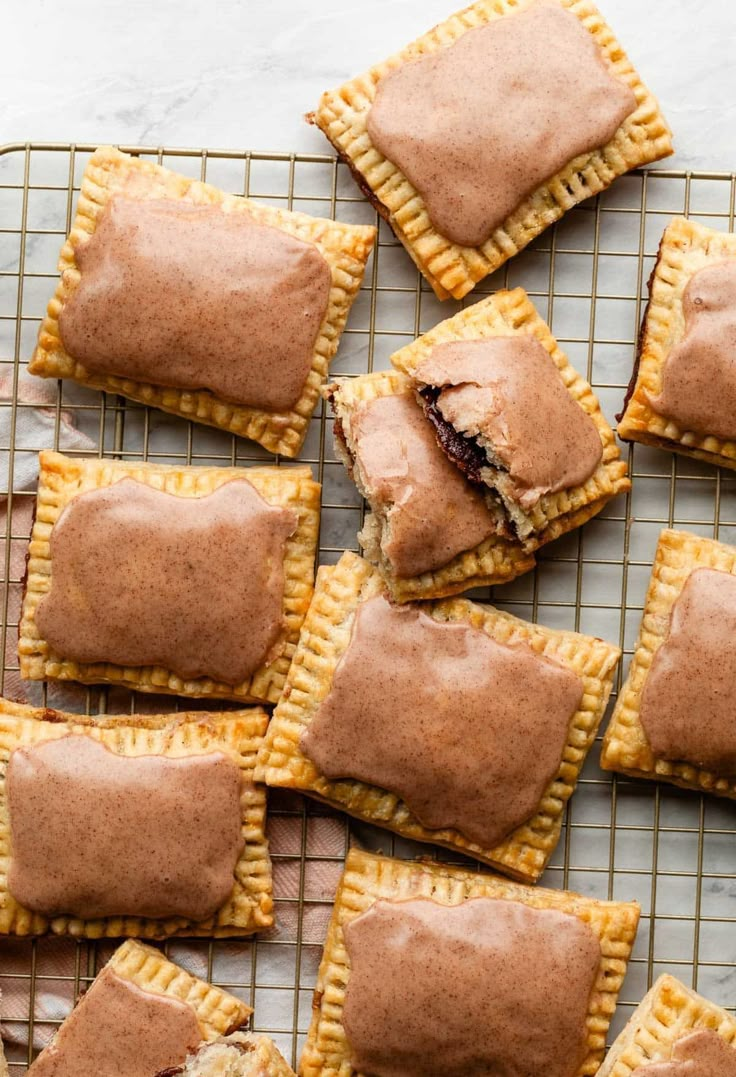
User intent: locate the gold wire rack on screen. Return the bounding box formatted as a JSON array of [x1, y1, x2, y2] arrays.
[[1, 141, 736, 1072]]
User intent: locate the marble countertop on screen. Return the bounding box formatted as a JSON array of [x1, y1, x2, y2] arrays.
[[2, 0, 734, 170]]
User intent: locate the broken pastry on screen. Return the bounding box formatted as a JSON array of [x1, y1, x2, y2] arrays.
[[599, 974, 736, 1076], [394, 287, 630, 549], [0, 696, 272, 938], [601, 528, 736, 798], [310, 0, 671, 299], [29, 146, 375, 457], [158, 1033, 295, 1076], [302, 848, 639, 1077], [618, 217, 736, 470], [18, 451, 320, 703], [326, 369, 535, 601], [257, 550, 620, 882], [27, 938, 251, 1076]]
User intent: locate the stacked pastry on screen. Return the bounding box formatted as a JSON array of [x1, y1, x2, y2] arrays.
[[9, 0, 736, 1074]]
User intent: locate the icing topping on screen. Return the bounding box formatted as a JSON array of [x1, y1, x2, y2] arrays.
[[27, 966, 202, 1077], [367, 0, 636, 247], [415, 337, 603, 510], [348, 392, 497, 576], [59, 196, 332, 411], [649, 259, 736, 441], [342, 896, 600, 1077], [301, 594, 583, 847], [36, 477, 297, 685], [640, 568, 736, 774], [632, 1029, 736, 1076], [7, 735, 243, 921]]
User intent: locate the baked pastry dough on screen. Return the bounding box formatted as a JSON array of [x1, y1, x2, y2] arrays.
[[598, 974, 736, 1076], [29, 938, 252, 1072], [256, 550, 620, 882], [29, 146, 375, 458], [18, 451, 320, 703], [310, 0, 671, 300], [0, 696, 272, 938], [601, 528, 736, 797], [301, 847, 639, 1077], [393, 288, 630, 548], [618, 217, 736, 468], [160, 1033, 295, 1076], [326, 370, 535, 601]]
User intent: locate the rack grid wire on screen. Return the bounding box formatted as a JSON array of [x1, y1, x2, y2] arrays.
[[1, 141, 736, 1073]]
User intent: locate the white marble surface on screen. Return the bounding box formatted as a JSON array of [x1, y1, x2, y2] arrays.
[[2, 0, 735, 169]]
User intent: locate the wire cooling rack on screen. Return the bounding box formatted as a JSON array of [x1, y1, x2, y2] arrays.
[[1, 142, 736, 1073]]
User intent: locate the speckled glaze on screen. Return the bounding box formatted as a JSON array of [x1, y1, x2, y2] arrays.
[[366, 0, 636, 248], [416, 337, 603, 509], [301, 594, 583, 848], [7, 735, 243, 921], [36, 477, 297, 685], [650, 260, 736, 440], [640, 567, 736, 774], [633, 1029, 736, 1075], [350, 392, 497, 575], [59, 196, 332, 410], [342, 896, 600, 1077], [27, 967, 202, 1077]]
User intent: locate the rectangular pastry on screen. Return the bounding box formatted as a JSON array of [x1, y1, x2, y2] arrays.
[[301, 848, 639, 1077], [257, 550, 620, 882], [160, 1034, 296, 1076], [27, 938, 251, 1076], [601, 528, 736, 797], [18, 451, 320, 703], [598, 974, 736, 1075], [310, 0, 671, 299], [0, 696, 272, 938], [618, 217, 736, 470], [393, 287, 630, 549], [29, 145, 376, 458], [326, 369, 536, 601]]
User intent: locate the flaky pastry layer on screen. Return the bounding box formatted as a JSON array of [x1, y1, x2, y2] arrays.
[[310, 0, 671, 299], [618, 217, 736, 469], [600, 528, 736, 797], [256, 550, 620, 882], [393, 287, 630, 548], [29, 146, 376, 458], [18, 451, 320, 703], [599, 974, 736, 1075], [0, 697, 272, 938], [301, 848, 639, 1076], [162, 1033, 296, 1076], [327, 369, 536, 601]]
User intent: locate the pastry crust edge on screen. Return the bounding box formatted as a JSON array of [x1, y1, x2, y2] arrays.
[[256, 550, 620, 883], [300, 847, 640, 1077], [29, 145, 376, 458], [310, 0, 672, 300], [0, 697, 273, 938], [18, 451, 320, 704]]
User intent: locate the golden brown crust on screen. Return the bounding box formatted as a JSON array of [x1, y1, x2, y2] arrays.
[[618, 217, 736, 467], [326, 370, 536, 601], [0, 696, 273, 938], [301, 848, 640, 1076], [85, 939, 250, 1040], [393, 287, 630, 547], [28, 146, 376, 458], [18, 451, 320, 704], [600, 528, 736, 797], [256, 551, 620, 882], [310, 0, 672, 300], [598, 975, 736, 1076]]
